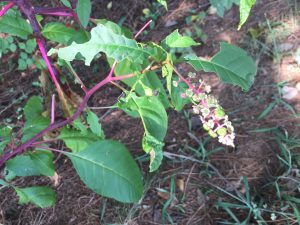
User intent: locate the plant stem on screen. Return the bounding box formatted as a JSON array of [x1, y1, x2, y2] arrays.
[[0, 2, 14, 17], [51, 94, 55, 124], [34, 7, 74, 17], [134, 19, 152, 39], [0, 8, 155, 170]]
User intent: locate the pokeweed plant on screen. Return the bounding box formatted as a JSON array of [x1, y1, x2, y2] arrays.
[[0, 0, 257, 207]]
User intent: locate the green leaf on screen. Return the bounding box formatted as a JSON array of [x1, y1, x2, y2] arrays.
[[66, 140, 143, 203], [165, 30, 199, 48], [112, 59, 170, 108], [22, 96, 50, 142], [59, 127, 102, 153], [156, 0, 168, 10], [185, 42, 257, 91], [76, 0, 91, 27], [0, 14, 33, 39], [0, 126, 12, 154], [29, 150, 55, 176], [86, 110, 104, 138], [25, 39, 37, 54], [57, 24, 154, 65], [42, 22, 76, 45], [15, 186, 56, 208], [238, 0, 256, 30], [119, 95, 168, 141], [23, 96, 44, 122], [209, 0, 239, 17], [142, 134, 164, 172], [94, 19, 132, 38], [60, 0, 71, 7], [68, 28, 91, 44], [5, 150, 55, 177]]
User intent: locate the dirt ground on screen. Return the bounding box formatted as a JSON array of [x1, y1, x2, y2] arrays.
[[0, 0, 300, 224]]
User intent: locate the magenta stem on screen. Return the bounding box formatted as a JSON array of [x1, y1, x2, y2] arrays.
[[0, 2, 15, 17], [0, 14, 155, 169], [36, 39, 61, 88], [51, 94, 55, 124], [134, 20, 152, 39]]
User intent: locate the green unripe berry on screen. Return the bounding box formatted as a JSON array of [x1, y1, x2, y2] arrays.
[[217, 127, 227, 137]]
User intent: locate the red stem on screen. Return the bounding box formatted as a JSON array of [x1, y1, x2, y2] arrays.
[[0, 2, 15, 17], [0, 12, 154, 169], [134, 20, 152, 39]]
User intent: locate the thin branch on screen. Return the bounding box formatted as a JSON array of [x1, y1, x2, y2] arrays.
[[134, 20, 152, 39], [172, 64, 194, 90]]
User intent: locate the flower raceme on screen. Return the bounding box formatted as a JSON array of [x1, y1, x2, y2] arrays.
[[177, 73, 235, 147]]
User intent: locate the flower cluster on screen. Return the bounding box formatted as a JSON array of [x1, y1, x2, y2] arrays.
[[178, 73, 235, 147]]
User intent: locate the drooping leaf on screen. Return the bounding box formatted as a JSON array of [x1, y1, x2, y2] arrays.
[[185, 42, 257, 91], [165, 30, 199, 48], [209, 0, 239, 17], [42, 22, 77, 45], [57, 24, 163, 65], [0, 126, 12, 154], [0, 14, 33, 39], [15, 186, 56, 208], [86, 110, 104, 138], [59, 127, 102, 153], [238, 0, 256, 30], [5, 150, 55, 178], [142, 134, 164, 172], [76, 0, 91, 27], [118, 95, 168, 141], [66, 140, 143, 203]]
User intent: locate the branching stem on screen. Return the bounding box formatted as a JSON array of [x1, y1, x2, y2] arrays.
[[0, 15, 154, 169]]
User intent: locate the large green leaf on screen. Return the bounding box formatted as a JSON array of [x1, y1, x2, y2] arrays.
[[5, 150, 55, 178], [119, 95, 168, 141], [59, 127, 103, 153], [0, 14, 32, 39], [42, 22, 77, 45], [66, 140, 143, 203], [15, 186, 56, 208], [238, 0, 256, 30], [76, 0, 91, 27], [165, 30, 199, 48], [185, 42, 257, 91], [57, 24, 156, 65]]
